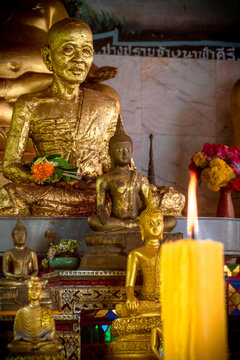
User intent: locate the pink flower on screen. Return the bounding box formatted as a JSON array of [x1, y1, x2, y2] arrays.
[[202, 143, 219, 159], [216, 144, 230, 158], [202, 143, 229, 159]]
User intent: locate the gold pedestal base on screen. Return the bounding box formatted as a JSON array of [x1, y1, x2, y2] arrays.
[[6, 351, 65, 360], [80, 232, 128, 270], [106, 316, 163, 360], [105, 334, 156, 360]]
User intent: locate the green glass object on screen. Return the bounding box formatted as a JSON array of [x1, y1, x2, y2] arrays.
[[49, 257, 80, 270]]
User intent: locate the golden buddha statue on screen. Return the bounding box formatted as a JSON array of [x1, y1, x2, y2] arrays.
[[116, 199, 162, 317], [88, 116, 177, 233], [0, 17, 120, 216], [2, 215, 38, 286], [7, 276, 63, 353], [106, 199, 163, 359]]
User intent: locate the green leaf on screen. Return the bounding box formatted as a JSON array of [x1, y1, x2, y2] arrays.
[[46, 154, 62, 160], [55, 168, 63, 179], [63, 175, 71, 182], [55, 158, 71, 169]]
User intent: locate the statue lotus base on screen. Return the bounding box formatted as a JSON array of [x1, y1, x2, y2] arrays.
[[105, 316, 163, 360]]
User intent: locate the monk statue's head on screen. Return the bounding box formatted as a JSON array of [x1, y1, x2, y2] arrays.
[[27, 277, 44, 302], [12, 213, 27, 247], [109, 115, 133, 167], [42, 18, 94, 85], [139, 192, 163, 242]]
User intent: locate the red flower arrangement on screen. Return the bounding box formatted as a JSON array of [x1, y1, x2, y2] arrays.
[[189, 143, 240, 192]]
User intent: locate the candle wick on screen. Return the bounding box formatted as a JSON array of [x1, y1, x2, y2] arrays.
[[191, 227, 195, 240]]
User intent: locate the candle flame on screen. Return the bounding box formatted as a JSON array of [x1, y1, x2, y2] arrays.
[[187, 170, 199, 238]]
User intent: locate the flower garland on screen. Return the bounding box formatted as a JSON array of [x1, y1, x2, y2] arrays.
[[189, 143, 240, 192], [26, 154, 78, 184]]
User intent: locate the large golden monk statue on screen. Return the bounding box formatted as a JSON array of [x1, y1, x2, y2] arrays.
[[0, 17, 119, 216], [7, 276, 63, 353], [0, 0, 120, 129], [106, 199, 163, 359]]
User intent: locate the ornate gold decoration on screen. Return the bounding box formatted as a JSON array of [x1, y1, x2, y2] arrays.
[[58, 285, 129, 314], [106, 333, 163, 360], [151, 185, 185, 216], [7, 277, 63, 353], [111, 317, 162, 337], [57, 332, 80, 360]]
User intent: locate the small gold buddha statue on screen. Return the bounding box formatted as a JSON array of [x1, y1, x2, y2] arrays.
[[88, 116, 176, 233], [2, 214, 38, 286], [115, 197, 162, 318], [105, 198, 163, 359], [7, 276, 63, 353], [0, 17, 120, 216]]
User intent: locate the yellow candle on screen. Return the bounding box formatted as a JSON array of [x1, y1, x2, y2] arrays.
[[161, 239, 227, 360]]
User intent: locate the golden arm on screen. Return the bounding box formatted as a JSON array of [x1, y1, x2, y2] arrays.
[[96, 176, 109, 225], [2, 252, 23, 279], [125, 251, 140, 312], [140, 177, 150, 207], [29, 251, 39, 277], [3, 97, 34, 183]]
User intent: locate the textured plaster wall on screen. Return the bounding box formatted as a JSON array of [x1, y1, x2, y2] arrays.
[[94, 55, 240, 217]]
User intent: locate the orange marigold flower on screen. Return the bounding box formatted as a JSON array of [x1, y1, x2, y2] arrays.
[[31, 161, 55, 182], [200, 158, 234, 191], [193, 151, 208, 168]]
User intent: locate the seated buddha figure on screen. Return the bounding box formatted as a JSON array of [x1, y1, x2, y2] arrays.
[[0, 17, 119, 217], [2, 215, 38, 286], [88, 116, 176, 233], [116, 198, 163, 318], [105, 199, 163, 359], [8, 276, 62, 353]]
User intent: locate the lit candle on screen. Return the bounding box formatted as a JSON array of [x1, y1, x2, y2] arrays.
[[161, 171, 228, 360]]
